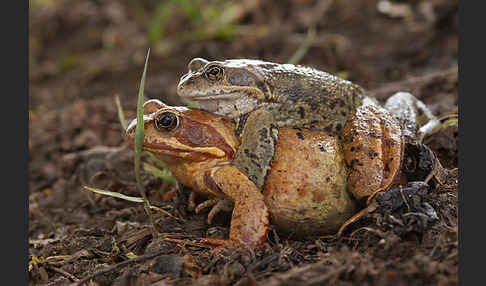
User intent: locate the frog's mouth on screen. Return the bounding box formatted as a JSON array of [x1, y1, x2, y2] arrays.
[[187, 93, 238, 110], [182, 92, 242, 101], [180, 92, 259, 119], [180, 91, 245, 111]]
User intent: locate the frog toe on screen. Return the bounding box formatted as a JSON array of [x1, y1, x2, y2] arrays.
[[194, 198, 234, 224]]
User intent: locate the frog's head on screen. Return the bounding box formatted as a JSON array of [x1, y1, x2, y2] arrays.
[[125, 99, 238, 162], [177, 58, 273, 119]]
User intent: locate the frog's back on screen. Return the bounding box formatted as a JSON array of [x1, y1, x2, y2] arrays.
[[242, 60, 367, 133]]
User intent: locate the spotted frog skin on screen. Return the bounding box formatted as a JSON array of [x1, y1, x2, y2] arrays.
[[177, 58, 440, 189], [125, 99, 436, 247]]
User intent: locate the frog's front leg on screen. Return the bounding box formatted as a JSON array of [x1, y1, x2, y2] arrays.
[[204, 165, 270, 248], [232, 108, 279, 189], [383, 92, 441, 142]]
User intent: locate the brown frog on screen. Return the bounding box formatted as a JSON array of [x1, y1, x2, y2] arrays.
[[125, 99, 439, 247], [176, 58, 441, 189]]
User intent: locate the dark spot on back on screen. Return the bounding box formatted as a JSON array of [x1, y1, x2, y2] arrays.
[[259, 128, 268, 140], [244, 149, 259, 160], [288, 86, 301, 102], [250, 159, 262, 169], [324, 126, 333, 133], [298, 106, 305, 119], [328, 100, 336, 110], [349, 158, 364, 169], [367, 149, 379, 159], [335, 123, 342, 132], [255, 80, 270, 99], [320, 88, 329, 96], [296, 132, 305, 140], [235, 113, 250, 136]]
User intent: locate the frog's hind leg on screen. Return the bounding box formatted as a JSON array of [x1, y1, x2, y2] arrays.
[[383, 92, 441, 142]]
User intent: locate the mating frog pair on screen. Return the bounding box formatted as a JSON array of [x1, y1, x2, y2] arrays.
[[126, 58, 443, 248], [177, 58, 441, 188]]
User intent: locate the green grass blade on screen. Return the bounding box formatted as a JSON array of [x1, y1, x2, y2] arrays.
[[181, 98, 200, 108], [287, 27, 316, 65], [134, 48, 159, 236], [135, 49, 150, 171], [83, 186, 143, 203], [143, 151, 168, 169], [143, 163, 177, 184], [442, 118, 458, 128]]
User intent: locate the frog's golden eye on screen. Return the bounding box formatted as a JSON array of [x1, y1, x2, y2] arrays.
[[154, 112, 180, 132], [205, 66, 224, 81]]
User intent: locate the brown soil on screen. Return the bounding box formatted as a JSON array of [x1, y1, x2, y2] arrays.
[[29, 0, 458, 285]]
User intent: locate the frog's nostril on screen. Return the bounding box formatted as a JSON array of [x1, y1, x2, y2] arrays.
[[177, 81, 185, 93], [180, 73, 189, 81], [177, 77, 195, 94]]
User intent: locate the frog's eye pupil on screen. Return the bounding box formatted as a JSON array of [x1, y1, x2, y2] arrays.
[[155, 112, 179, 132], [206, 66, 223, 81]]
